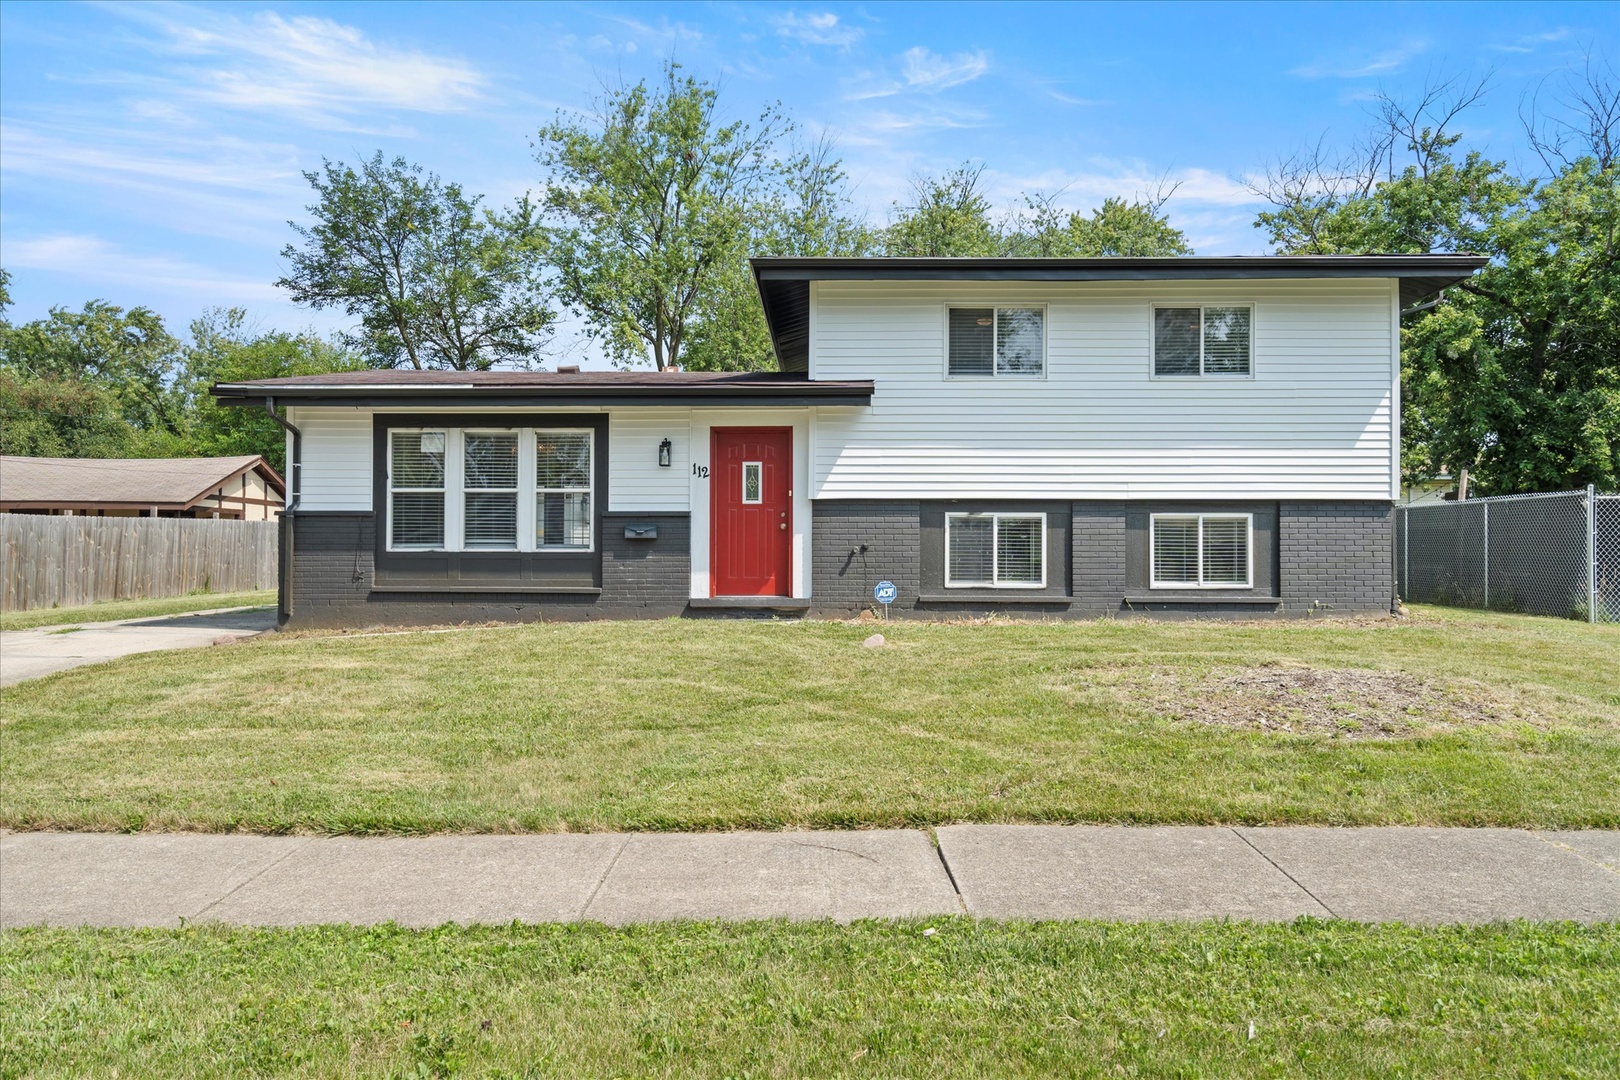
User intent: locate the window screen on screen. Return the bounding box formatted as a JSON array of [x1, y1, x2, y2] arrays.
[[390, 431, 446, 548], [949, 307, 1044, 376], [463, 432, 518, 549], [536, 431, 592, 549], [946, 513, 1045, 587], [1154, 306, 1251, 376], [948, 308, 995, 376], [1151, 514, 1251, 587]]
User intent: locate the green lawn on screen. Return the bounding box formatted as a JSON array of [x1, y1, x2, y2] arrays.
[[2, 920, 1615, 1077], [3, 606, 1617, 833], [0, 589, 275, 632]]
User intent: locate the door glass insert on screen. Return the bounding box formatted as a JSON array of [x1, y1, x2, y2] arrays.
[[742, 461, 762, 504]]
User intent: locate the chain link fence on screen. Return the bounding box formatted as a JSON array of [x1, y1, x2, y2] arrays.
[[1396, 487, 1619, 622]]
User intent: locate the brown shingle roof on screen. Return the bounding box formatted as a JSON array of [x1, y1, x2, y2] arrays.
[[0, 456, 284, 508]]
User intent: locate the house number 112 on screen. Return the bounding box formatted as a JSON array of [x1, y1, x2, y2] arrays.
[[692, 464, 709, 478]]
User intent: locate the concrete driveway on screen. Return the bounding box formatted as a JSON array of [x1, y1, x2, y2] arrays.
[[0, 606, 277, 686]]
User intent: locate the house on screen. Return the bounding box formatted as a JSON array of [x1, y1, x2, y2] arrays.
[[212, 254, 1486, 627], [0, 455, 285, 520]]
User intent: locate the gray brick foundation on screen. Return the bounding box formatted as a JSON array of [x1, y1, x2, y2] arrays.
[[810, 501, 920, 616], [284, 511, 690, 628], [1279, 501, 1395, 614]]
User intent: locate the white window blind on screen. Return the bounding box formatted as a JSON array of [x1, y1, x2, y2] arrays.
[[948, 307, 1045, 376], [1153, 306, 1252, 377], [946, 513, 1045, 588], [385, 428, 594, 553], [1150, 514, 1252, 588], [535, 430, 592, 549], [463, 432, 518, 549], [389, 431, 446, 549]]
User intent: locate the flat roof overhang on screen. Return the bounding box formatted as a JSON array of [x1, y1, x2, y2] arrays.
[[751, 254, 1490, 371]]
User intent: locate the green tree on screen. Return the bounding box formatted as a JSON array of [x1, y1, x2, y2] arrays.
[[279, 153, 552, 371], [0, 298, 186, 442], [181, 308, 367, 471], [1251, 73, 1620, 494], [1006, 190, 1193, 257], [0, 372, 151, 458], [536, 63, 788, 371], [882, 164, 1002, 256]]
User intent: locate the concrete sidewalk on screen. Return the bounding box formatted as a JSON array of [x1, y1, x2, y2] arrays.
[[0, 606, 276, 686], [2, 827, 1616, 929]]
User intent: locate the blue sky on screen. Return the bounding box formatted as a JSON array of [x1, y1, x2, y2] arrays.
[[1, 1, 1612, 363]]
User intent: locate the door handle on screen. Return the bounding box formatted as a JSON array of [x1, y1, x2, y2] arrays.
[[780, 522, 787, 530]]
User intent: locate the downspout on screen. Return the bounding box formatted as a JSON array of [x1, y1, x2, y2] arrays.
[[263, 397, 301, 623]]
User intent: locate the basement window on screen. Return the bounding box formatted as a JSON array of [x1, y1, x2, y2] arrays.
[[946, 513, 1046, 588], [948, 307, 1045, 377], [1150, 514, 1252, 588], [1153, 306, 1252, 377]]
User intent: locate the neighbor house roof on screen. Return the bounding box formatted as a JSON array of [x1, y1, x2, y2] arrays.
[[751, 254, 1491, 372], [0, 455, 285, 511], [212, 369, 875, 408]]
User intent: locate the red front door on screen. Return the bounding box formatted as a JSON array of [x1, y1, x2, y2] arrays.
[[711, 427, 792, 596]]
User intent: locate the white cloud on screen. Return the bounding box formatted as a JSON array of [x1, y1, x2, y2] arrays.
[[1, 235, 284, 302], [1490, 27, 1571, 54], [1049, 90, 1109, 107], [773, 11, 863, 48], [900, 47, 989, 90], [115, 6, 486, 123], [989, 162, 1259, 210], [1290, 39, 1428, 79]]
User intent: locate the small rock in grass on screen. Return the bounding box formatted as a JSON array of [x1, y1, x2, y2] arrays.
[[862, 633, 886, 648], [211, 635, 237, 646]]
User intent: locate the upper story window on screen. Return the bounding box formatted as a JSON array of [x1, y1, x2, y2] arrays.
[[1153, 305, 1252, 377], [948, 306, 1045, 377], [388, 428, 594, 553]]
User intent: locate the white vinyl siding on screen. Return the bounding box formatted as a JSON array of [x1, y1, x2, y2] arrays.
[[945, 513, 1046, 588], [289, 407, 372, 510], [810, 279, 1396, 500], [608, 409, 690, 511], [1150, 513, 1253, 588]]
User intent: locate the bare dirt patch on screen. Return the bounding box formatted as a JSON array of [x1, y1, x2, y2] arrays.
[[1121, 661, 1540, 739]]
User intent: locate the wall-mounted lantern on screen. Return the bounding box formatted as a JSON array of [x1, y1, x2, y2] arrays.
[[658, 438, 672, 468]]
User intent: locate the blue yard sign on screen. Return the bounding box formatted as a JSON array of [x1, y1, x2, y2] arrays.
[[873, 580, 898, 605]]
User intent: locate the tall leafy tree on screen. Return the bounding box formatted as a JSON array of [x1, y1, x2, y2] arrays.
[[279, 153, 552, 371], [1006, 189, 1193, 257], [0, 297, 185, 443], [537, 63, 787, 371], [882, 164, 1002, 256]]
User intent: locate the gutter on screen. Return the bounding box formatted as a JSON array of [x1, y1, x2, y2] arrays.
[[262, 397, 301, 622]]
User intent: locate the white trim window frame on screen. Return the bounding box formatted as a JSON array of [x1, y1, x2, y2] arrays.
[[944, 512, 1047, 589], [1150, 304, 1255, 379], [385, 427, 595, 553], [944, 304, 1048, 379], [1149, 512, 1254, 589], [534, 427, 595, 552], [387, 429, 449, 551]]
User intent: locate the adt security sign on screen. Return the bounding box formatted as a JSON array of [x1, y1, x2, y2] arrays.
[[873, 580, 898, 609]]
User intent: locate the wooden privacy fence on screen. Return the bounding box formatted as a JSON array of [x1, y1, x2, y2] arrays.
[[1, 515, 278, 612]]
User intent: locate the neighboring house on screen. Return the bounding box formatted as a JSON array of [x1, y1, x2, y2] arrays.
[[0, 455, 285, 520], [213, 254, 1485, 628], [1403, 473, 1457, 504]]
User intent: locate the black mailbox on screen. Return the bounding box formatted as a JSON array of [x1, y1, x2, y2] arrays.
[[623, 523, 658, 541]]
